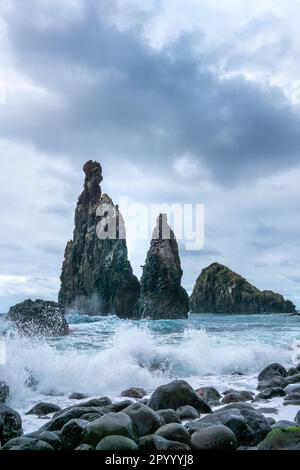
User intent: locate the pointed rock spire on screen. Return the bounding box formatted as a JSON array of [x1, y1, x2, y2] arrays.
[[135, 214, 189, 319], [58, 161, 140, 317]]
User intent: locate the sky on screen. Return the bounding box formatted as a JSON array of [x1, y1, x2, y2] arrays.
[[1, 0, 300, 312]]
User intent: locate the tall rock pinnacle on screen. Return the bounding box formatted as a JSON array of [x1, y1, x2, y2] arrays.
[[58, 161, 140, 317], [135, 214, 189, 320]]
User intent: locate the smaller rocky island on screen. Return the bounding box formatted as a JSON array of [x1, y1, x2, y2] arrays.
[[7, 299, 69, 337], [135, 214, 189, 320], [190, 263, 296, 314]]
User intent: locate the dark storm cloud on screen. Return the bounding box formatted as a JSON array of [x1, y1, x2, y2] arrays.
[[1, 1, 300, 184]]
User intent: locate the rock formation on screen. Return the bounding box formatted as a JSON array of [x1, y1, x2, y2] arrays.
[[58, 161, 140, 317], [190, 262, 296, 314], [7, 299, 69, 336], [135, 214, 189, 320]]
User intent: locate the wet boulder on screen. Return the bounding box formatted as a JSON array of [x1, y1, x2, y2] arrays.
[[26, 402, 62, 416], [155, 423, 191, 446], [148, 380, 212, 414], [8, 299, 69, 337], [138, 435, 190, 451], [176, 406, 199, 420], [96, 435, 138, 451], [82, 412, 136, 448], [121, 388, 147, 399], [0, 404, 23, 445], [258, 427, 300, 450], [156, 409, 181, 425], [1, 437, 54, 450], [191, 424, 237, 451], [122, 403, 161, 438], [258, 363, 288, 381], [196, 386, 221, 406]]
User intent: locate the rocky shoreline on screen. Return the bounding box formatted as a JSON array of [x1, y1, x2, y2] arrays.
[[1, 362, 300, 451]]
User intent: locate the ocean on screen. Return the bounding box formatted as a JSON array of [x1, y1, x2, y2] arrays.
[[0, 313, 300, 433]]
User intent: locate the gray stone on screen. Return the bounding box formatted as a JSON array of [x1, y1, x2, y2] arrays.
[[0, 404, 22, 445], [138, 435, 190, 451], [156, 409, 181, 425], [96, 435, 138, 451], [82, 412, 135, 448], [8, 299, 69, 337], [155, 423, 191, 446], [26, 402, 61, 416], [191, 425, 237, 451], [148, 380, 212, 414], [122, 403, 161, 438], [60, 418, 88, 450], [1, 437, 54, 450]]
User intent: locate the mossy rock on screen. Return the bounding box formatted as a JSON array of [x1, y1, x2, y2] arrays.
[[258, 427, 300, 450]]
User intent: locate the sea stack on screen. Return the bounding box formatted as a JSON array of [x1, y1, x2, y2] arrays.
[[58, 161, 140, 317], [190, 262, 296, 314], [135, 214, 189, 320]]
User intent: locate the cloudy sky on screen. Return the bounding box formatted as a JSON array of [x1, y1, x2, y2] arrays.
[[1, 0, 300, 312]]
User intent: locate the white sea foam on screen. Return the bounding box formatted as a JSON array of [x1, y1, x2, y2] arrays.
[[0, 322, 292, 405]]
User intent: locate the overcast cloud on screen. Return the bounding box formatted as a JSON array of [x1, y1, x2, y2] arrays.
[[1, 0, 300, 311]]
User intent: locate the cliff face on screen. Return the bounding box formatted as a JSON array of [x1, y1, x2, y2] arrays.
[[58, 161, 140, 317], [135, 214, 189, 320], [190, 262, 296, 314]]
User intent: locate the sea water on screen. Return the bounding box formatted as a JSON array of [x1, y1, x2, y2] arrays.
[[0, 313, 299, 433]]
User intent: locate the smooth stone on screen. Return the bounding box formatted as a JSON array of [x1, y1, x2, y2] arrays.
[[96, 435, 138, 451], [75, 444, 94, 450], [82, 412, 135, 448], [272, 420, 299, 429], [69, 393, 89, 400], [198, 403, 271, 447], [222, 391, 253, 404], [155, 423, 191, 446], [257, 376, 287, 390], [286, 374, 300, 384], [176, 405, 199, 420], [257, 408, 279, 415], [148, 380, 212, 414], [110, 400, 134, 413], [26, 402, 61, 416], [195, 387, 221, 404], [80, 413, 102, 422], [25, 430, 62, 450], [46, 407, 102, 431], [285, 384, 300, 394], [266, 418, 276, 426], [156, 409, 181, 425], [191, 425, 237, 451], [258, 363, 288, 381], [138, 435, 190, 451], [121, 388, 147, 399], [60, 419, 88, 450], [1, 437, 54, 450], [122, 403, 161, 438], [255, 388, 286, 399], [0, 404, 23, 444]]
